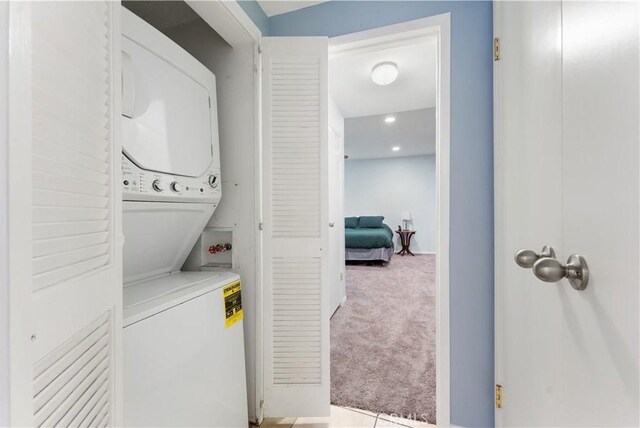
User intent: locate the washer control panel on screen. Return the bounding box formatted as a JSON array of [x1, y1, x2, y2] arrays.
[[122, 154, 221, 203]]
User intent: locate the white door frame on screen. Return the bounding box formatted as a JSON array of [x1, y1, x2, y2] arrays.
[[329, 13, 451, 427], [0, 1, 9, 424]]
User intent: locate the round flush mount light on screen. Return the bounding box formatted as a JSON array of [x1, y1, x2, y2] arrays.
[[371, 62, 398, 85], [384, 116, 396, 124], [392, 146, 400, 152]]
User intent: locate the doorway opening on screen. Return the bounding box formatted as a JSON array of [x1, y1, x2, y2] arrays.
[[323, 15, 451, 428]]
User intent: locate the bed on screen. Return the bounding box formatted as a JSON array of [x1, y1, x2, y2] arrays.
[[344, 216, 394, 262]]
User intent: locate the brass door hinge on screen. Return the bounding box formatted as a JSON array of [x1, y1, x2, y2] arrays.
[[495, 384, 503, 408], [494, 37, 501, 61]]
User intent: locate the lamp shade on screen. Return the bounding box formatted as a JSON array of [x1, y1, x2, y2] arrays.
[[401, 211, 412, 221]]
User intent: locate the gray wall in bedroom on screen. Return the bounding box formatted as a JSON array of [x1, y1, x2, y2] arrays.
[[345, 155, 436, 253]]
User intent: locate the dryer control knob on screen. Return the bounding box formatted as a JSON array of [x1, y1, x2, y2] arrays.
[[152, 180, 164, 192], [208, 174, 218, 188], [171, 181, 182, 192]]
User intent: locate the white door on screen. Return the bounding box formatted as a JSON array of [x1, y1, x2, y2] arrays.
[[261, 37, 330, 417], [328, 126, 346, 316], [495, 2, 639, 426], [5, 2, 122, 426]]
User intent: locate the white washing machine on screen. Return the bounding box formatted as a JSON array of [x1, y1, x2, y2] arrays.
[[123, 271, 246, 428], [120, 8, 247, 427]]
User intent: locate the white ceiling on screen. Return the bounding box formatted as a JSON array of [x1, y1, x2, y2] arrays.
[[257, 0, 328, 17], [344, 108, 436, 160], [330, 40, 437, 118]]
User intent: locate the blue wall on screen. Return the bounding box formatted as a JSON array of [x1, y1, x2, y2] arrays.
[[269, 2, 494, 427], [238, 0, 495, 425], [237, 0, 269, 36]]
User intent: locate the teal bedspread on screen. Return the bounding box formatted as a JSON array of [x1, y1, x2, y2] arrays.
[[345, 224, 394, 249]]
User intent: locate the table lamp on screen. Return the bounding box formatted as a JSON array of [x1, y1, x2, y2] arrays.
[[401, 211, 412, 230]]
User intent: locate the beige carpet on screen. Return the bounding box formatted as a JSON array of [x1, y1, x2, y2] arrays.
[[330, 254, 436, 424]]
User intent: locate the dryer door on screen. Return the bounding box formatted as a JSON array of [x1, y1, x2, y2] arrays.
[[121, 36, 214, 178]]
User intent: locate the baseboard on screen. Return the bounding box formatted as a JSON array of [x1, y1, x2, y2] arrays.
[[412, 251, 436, 255]]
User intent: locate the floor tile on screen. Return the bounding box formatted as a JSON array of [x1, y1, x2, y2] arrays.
[[261, 417, 295, 427], [292, 405, 377, 428], [375, 414, 435, 428], [343, 407, 377, 417]]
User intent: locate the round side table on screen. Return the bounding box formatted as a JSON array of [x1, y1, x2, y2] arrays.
[[395, 229, 416, 256]]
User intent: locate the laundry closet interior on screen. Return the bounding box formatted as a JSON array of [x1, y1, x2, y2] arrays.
[[119, 1, 263, 425]]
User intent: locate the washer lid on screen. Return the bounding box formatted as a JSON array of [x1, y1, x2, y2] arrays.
[[122, 36, 213, 177], [123, 270, 241, 327]]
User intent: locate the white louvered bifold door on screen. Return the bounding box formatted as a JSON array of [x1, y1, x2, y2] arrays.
[[6, 2, 122, 426], [261, 37, 330, 418]]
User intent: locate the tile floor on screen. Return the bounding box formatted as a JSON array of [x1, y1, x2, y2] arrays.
[[260, 405, 435, 428]]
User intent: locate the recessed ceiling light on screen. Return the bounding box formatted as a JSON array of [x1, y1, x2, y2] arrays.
[[384, 116, 396, 124], [371, 62, 398, 85], [392, 146, 400, 152]]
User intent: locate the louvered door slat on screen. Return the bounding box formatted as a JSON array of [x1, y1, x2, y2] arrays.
[[57, 379, 109, 428], [33, 312, 112, 428], [34, 172, 109, 198], [262, 36, 329, 417], [33, 156, 109, 187], [31, 1, 112, 292], [33, 221, 109, 241], [33, 318, 109, 391]]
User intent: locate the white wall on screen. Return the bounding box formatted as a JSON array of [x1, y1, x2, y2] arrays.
[[345, 155, 436, 253]]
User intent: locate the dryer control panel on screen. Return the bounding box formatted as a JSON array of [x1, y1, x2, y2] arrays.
[[122, 154, 221, 204]]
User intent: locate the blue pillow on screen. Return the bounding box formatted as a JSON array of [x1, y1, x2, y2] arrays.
[[358, 216, 384, 228], [345, 217, 359, 228]]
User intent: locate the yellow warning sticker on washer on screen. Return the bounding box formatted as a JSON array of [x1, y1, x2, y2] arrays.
[[224, 281, 243, 328]]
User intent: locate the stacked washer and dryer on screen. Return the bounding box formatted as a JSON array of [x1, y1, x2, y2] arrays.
[[120, 8, 248, 427]]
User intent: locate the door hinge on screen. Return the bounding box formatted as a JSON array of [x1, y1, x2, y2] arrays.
[[258, 45, 262, 55], [259, 222, 264, 231], [495, 384, 503, 408], [494, 37, 501, 61], [208, 97, 211, 108]]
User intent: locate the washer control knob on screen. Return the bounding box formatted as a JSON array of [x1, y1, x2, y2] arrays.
[[208, 174, 218, 188], [171, 181, 182, 192], [152, 180, 164, 192]]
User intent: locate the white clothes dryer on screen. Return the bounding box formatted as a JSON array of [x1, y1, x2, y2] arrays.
[[120, 8, 247, 427]]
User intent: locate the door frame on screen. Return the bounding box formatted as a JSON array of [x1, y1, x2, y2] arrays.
[[329, 13, 451, 427], [493, 3, 504, 425], [0, 1, 9, 424]]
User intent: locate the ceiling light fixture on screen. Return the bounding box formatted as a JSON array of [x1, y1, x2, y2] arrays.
[[371, 62, 398, 85], [392, 146, 400, 152], [384, 116, 396, 124]]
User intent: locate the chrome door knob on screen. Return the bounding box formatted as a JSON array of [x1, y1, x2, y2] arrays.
[[533, 254, 589, 290], [515, 245, 556, 268]]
